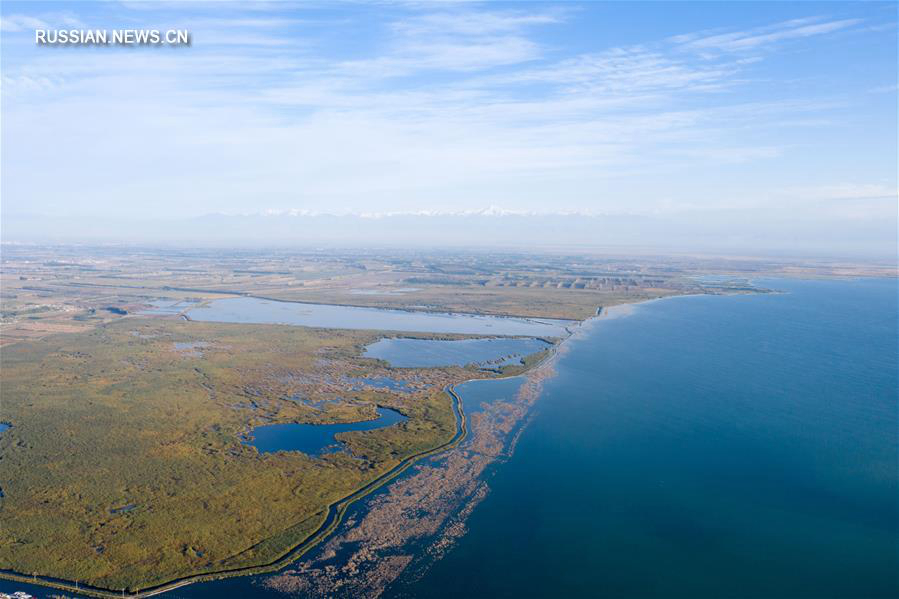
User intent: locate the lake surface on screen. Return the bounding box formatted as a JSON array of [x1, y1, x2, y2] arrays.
[[7, 278, 895, 599], [392, 277, 898, 598], [245, 407, 407, 455], [187, 297, 573, 336], [364, 337, 551, 368]]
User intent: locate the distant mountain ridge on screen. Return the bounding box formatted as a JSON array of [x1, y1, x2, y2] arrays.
[[3, 210, 895, 259]]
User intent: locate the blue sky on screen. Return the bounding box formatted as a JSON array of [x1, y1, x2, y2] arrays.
[[1, 1, 896, 245]]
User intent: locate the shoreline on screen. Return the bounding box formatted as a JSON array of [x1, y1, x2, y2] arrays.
[[259, 312, 593, 597], [0, 387, 469, 599], [0, 289, 726, 598]]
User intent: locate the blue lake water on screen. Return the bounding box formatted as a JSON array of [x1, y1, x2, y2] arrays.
[[455, 376, 526, 415], [244, 407, 407, 455], [364, 337, 551, 368], [392, 277, 898, 598], [187, 297, 573, 336], [8, 278, 896, 599]]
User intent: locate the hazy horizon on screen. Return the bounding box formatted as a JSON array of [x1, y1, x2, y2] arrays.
[[1, 1, 896, 259], [3, 210, 897, 262]]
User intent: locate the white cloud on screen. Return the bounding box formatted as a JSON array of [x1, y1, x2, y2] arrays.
[[392, 11, 561, 36], [0, 12, 84, 32], [1, 14, 48, 32], [677, 17, 862, 53], [493, 46, 737, 97], [337, 36, 542, 76], [0, 3, 893, 244], [334, 9, 558, 76]]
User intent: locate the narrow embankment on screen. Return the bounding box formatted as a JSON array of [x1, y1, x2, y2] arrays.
[[1, 307, 590, 599], [0, 388, 469, 599]]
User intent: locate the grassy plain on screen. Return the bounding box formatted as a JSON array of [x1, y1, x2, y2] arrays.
[[0, 245, 859, 592], [0, 245, 816, 346], [0, 318, 480, 590]]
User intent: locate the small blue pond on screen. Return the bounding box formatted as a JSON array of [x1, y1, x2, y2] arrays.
[[364, 337, 551, 368], [245, 407, 407, 455]]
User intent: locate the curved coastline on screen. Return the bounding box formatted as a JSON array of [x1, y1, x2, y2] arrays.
[[0, 299, 604, 598]]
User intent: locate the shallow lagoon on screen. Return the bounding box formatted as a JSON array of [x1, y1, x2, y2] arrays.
[[364, 337, 551, 368], [244, 407, 407, 455], [187, 297, 572, 336]]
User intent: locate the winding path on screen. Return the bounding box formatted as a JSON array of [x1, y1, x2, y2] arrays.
[[0, 387, 468, 599]]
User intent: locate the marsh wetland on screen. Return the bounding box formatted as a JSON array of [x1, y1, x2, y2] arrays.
[[1, 246, 892, 598]]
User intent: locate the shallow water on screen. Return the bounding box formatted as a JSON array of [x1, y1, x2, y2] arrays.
[[187, 297, 572, 336], [139, 299, 200, 315], [245, 406, 407, 455], [109, 503, 137, 515], [393, 278, 898, 598], [8, 278, 896, 599], [454, 376, 527, 416], [364, 337, 550, 368]]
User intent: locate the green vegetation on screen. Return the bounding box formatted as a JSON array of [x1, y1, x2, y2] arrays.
[[0, 319, 467, 591], [0, 245, 785, 594]]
